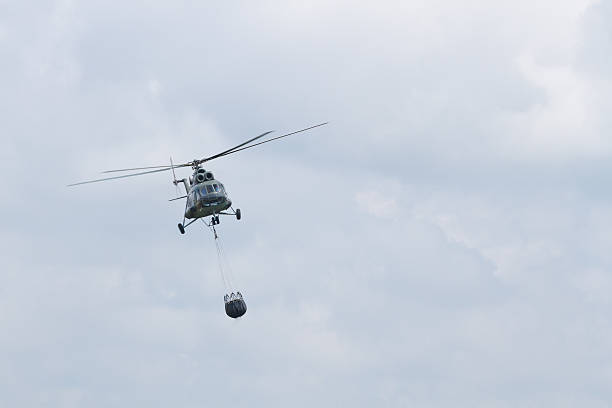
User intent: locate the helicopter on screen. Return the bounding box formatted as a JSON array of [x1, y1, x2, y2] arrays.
[[68, 122, 328, 234]]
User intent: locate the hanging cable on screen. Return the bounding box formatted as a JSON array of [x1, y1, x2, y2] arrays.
[[215, 238, 230, 291], [202, 218, 230, 291], [201, 217, 247, 319], [216, 236, 237, 290], [214, 236, 234, 290]]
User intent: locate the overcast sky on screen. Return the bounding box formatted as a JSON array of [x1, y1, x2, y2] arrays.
[[2, 1, 612, 407]]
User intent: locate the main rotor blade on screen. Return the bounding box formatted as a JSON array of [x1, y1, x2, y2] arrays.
[[199, 130, 274, 164], [207, 122, 328, 162], [69, 122, 327, 186], [102, 164, 179, 174], [67, 166, 176, 187]]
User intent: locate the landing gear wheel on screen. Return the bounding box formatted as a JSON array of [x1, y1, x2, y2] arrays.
[[236, 208, 241, 220], [178, 223, 185, 234], [215, 215, 220, 224]]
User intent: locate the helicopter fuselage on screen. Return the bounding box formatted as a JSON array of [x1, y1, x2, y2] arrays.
[[185, 179, 232, 219]]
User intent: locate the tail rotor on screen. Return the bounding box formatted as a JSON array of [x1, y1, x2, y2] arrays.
[[170, 156, 179, 195]]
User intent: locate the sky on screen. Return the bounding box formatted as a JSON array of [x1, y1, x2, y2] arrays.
[[1, 0, 612, 406]]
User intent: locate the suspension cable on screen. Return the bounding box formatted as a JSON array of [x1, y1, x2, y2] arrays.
[[201, 218, 231, 291]]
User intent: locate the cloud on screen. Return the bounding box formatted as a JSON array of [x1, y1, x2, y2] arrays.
[[1, 0, 612, 407]]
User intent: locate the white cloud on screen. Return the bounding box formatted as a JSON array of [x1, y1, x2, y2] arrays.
[[2, 0, 612, 406]]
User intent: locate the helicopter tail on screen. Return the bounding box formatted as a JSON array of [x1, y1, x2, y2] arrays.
[[170, 156, 178, 185], [169, 156, 191, 196]]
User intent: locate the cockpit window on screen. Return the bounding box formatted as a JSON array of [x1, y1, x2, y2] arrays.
[[213, 184, 220, 192], [206, 185, 214, 193], [200, 186, 207, 196]]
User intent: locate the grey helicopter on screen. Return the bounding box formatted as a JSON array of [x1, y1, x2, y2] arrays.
[[68, 122, 328, 234]]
